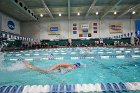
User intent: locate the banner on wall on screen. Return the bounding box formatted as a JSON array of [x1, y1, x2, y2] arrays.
[[79, 23, 92, 37], [73, 31, 77, 34], [1, 13, 20, 34], [135, 20, 140, 37], [81, 24, 89, 29], [93, 22, 98, 34], [73, 23, 77, 26], [7, 20, 15, 30], [109, 22, 123, 33], [79, 23, 91, 34], [82, 29, 88, 32], [79, 34, 83, 37], [72, 23, 78, 35], [48, 23, 60, 35], [50, 27, 58, 31]]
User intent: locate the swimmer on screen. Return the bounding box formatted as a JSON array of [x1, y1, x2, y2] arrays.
[[23, 61, 81, 73], [47, 54, 54, 59]]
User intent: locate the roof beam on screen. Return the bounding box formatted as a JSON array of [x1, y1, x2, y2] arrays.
[[85, 0, 97, 17], [101, 0, 122, 19], [10, 0, 37, 20], [68, 0, 70, 20], [118, 3, 140, 18], [40, 0, 54, 19]]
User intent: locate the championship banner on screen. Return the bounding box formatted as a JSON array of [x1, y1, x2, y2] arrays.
[[109, 22, 123, 33], [48, 23, 60, 35]]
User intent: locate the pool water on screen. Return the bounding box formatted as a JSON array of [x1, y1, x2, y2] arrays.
[[0, 47, 140, 86]]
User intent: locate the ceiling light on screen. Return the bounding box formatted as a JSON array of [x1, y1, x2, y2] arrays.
[[96, 12, 98, 15], [59, 13, 61, 16], [132, 11, 136, 14], [40, 14, 43, 17], [77, 12, 80, 16], [114, 11, 117, 15]]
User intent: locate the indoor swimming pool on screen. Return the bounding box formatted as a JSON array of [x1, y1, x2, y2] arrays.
[[0, 47, 140, 92]]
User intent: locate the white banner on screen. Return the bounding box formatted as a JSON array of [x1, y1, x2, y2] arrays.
[[81, 24, 89, 29]]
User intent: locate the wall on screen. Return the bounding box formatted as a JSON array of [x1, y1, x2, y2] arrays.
[[0, 12, 20, 34], [100, 19, 135, 38], [71, 19, 135, 39], [21, 20, 69, 40], [21, 18, 136, 40], [0, 13, 2, 31]]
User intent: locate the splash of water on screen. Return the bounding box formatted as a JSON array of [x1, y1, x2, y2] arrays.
[[6, 62, 26, 71], [0, 44, 3, 51], [6, 56, 26, 71], [0, 41, 8, 69], [0, 52, 4, 69], [0, 43, 3, 68], [0, 41, 8, 51]]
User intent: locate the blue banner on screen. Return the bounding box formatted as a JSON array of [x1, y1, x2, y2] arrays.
[[50, 27, 58, 31], [135, 20, 140, 37], [7, 20, 15, 30], [82, 29, 88, 32]]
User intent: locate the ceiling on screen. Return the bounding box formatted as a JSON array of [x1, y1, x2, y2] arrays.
[[0, 0, 140, 21]]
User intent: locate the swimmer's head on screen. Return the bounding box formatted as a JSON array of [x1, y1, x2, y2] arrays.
[[74, 62, 81, 68]]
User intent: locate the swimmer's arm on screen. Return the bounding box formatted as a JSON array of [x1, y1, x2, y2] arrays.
[[45, 63, 72, 72], [23, 61, 48, 73], [23, 62, 73, 73], [41, 63, 73, 73]]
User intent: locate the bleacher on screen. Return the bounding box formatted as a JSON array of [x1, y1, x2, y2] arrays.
[[0, 29, 138, 51]]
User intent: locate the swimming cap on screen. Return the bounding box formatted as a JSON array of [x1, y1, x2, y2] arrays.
[[74, 63, 81, 67]]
